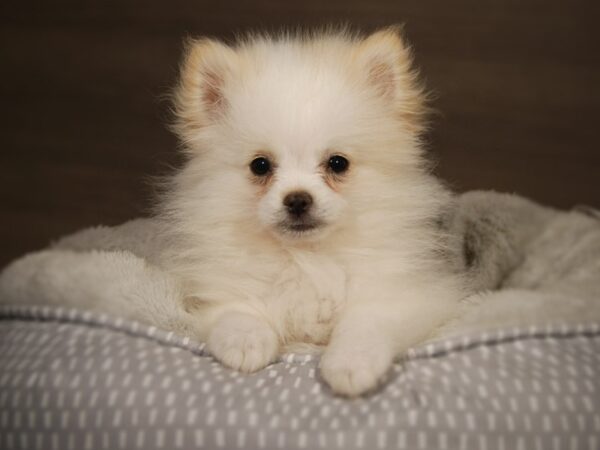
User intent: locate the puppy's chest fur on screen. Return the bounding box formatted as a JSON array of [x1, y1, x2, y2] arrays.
[[257, 251, 348, 345]]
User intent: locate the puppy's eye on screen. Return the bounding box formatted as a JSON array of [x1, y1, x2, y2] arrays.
[[327, 155, 349, 174], [250, 157, 271, 176]]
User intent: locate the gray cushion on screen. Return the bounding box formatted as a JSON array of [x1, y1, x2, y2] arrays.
[[1, 306, 599, 450]]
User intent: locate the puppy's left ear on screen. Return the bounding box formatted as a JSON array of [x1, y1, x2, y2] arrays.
[[172, 37, 237, 146], [357, 26, 429, 133]]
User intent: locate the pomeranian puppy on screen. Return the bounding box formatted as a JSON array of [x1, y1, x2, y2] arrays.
[[159, 26, 465, 396]]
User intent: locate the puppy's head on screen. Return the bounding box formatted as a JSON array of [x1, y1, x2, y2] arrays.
[[172, 27, 429, 243]]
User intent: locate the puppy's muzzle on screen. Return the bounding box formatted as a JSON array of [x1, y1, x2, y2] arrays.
[[283, 191, 313, 218]]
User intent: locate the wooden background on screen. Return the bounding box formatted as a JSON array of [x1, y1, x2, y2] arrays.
[[1, 0, 598, 267]]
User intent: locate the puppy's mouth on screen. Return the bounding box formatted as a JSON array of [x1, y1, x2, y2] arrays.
[[278, 218, 323, 235]]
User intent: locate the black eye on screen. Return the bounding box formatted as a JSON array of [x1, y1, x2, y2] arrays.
[[327, 155, 349, 174], [250, 157, 271, 176]]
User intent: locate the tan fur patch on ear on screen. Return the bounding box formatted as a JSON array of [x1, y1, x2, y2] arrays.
[[358, 26, 430, 134], [201, 70, 225, 111], [172, 38, 235, 143], [368, 61, 395, 98], [396, 87, 431, 135]]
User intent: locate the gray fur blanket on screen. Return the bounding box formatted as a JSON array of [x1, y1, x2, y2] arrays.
[[1, 190, 599, 339]]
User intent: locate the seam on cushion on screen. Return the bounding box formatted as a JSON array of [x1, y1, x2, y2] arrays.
[[0, 305, 209, 357], [407, 322, 600, 361], [1, 305, 599, 365]]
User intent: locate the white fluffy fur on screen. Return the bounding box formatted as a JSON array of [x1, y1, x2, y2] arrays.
[[159, 27, 465, 396]]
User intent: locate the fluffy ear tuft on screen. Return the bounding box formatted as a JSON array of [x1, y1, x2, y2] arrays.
[[358, 27, 429, 133], [172, 37, 237, 143]]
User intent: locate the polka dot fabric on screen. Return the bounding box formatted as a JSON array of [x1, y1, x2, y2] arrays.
[[1, 306, 599, 450]]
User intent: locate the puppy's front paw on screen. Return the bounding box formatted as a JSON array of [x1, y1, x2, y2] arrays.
[[208, 312, 279, 373], [320, 344, 393, 397]]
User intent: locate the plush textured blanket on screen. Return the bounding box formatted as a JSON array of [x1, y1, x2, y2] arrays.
[[1, 191, 599, 337]]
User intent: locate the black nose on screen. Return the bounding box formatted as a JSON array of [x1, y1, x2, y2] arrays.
[[283, 191, 313, 217]]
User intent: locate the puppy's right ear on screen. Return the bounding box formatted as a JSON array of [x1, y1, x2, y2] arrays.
[[172, 38, 236, 142]]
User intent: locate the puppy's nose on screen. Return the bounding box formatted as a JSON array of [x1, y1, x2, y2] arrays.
[[284, 191, 313, 217]]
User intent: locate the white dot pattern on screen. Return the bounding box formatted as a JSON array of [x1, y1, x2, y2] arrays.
[[0, 306, 599, 449]]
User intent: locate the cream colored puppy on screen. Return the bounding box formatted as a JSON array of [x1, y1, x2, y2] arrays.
[[160, 27, 464, 396]]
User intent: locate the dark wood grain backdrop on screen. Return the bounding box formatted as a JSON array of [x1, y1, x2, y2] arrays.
[[1, 0, 598, 266]]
